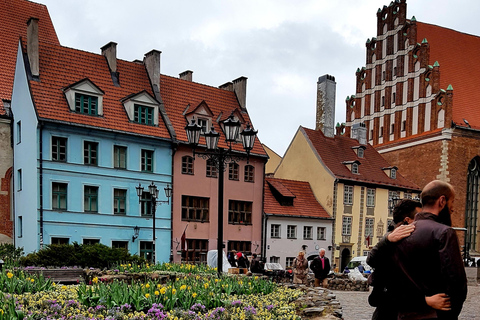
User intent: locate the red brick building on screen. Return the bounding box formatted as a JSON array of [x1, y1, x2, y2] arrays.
[[344, 0, 480, 256]]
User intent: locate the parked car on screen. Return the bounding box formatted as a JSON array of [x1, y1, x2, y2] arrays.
[[346, 256, 372, 272]]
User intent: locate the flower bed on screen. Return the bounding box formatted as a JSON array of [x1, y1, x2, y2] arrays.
[[0, 264, 304, 319]]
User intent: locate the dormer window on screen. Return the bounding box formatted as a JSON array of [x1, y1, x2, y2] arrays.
[[198, 118, 209, 134], [134, 104, 154, 125], [75, 93, 98, 115], [382, 166, 398, 179], [352, 163, 359, 174], [64, 78, 104, 116], [343, 160, 360, 174], [391, 168, 397, 179], [357, 148, 364, 158], [122, 91, 159, 126]]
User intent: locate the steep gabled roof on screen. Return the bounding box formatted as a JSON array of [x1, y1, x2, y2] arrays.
[[160, 75, 266, 156], [0, 0, 59, 114], [28, 42, 170, 139], [302, 127, 419, 190], [416, 22, 480, 130], [264, 177, 331, 219]]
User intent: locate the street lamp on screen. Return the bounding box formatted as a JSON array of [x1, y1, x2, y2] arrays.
[[136, 182, 172, 263], [185, 113, 257, 276]]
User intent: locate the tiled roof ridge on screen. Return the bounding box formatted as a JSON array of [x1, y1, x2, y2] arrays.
[[161, 73, 240, 95], [416, 21, 480, 41], [266, 176, 310, 184]]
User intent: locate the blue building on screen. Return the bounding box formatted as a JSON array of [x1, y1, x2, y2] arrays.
[[11, 20, 174, 263]]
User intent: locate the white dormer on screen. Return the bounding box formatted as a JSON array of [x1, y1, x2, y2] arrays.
[[185, 101, 214, 134], [64, 78, 104, 116], [382, 166, 398, 179], [121, 91, 160, 125], [352, 146, 366, 158], [343, 160, 361, 174]]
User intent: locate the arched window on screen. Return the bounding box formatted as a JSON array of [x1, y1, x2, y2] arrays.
[[352, 163, 359, 174], [437, 109, 445, 128], [466, 158, 480, 253]]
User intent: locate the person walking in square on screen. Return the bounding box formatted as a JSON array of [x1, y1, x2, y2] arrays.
[[310, 248, 330, 287], [292, 251, 308, 285]]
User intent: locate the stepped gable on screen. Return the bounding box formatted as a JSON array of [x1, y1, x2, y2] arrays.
[[0, 0, 59, 114], [416, 22, 480, 130], [264, 177, 331, 219], [302, 127, 419, 190], [160, 75, 266, 156], [28, 42, 170, 139]]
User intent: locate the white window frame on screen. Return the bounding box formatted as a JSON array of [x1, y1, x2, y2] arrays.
[[317, 227, 326, 240], [344, 185, 353, 205], [367, 188, 376, 207], [287, 225, 297, 239], [303, 226, 313, 240], [342, 216, 352, 235], [270, 224, 281, 238]]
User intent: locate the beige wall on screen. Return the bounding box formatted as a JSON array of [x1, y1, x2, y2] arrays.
[[262, 144, 282, 175]]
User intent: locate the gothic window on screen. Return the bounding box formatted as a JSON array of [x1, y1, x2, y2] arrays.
[[465, 158, 479, 253]]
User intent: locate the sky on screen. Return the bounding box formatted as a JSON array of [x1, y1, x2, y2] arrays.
[[36, 0, 480, 156]]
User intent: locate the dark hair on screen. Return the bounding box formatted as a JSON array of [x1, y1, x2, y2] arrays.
[[420, 180, 454, 207], [252, 253, 257, 258], [393, 199, 422, 224]]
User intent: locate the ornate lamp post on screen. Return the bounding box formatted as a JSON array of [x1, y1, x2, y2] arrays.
[[185, 113, 257, 276], [136, 182, 172, 263]]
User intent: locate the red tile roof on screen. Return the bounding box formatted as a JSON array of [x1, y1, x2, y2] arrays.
[[29, 42, 171, 139], [302, 127, 419, 190], [416, 22, 480, 130], [160, 75, 266, 156], [264, 177, 331, 219], [0, 0, 59, 114]]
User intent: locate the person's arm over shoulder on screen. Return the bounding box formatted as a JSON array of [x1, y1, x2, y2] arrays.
[[367, 224, 415, 268]]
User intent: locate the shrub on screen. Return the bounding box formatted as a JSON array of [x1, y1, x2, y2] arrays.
[[0, 243, 24, 268], [19, 243, 145, 268]]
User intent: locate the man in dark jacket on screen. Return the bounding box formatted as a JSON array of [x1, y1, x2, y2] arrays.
[[310, 248, 330, 287], [391, 180, 467, 319]]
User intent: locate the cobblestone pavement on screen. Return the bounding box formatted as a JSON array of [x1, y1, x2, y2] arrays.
[[332, 284, 479, 320]]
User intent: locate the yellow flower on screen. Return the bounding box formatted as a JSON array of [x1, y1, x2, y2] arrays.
[[155, 291, 159, 296], [145, 293, 150, 298], [7, 272, 13, 279], [31, 278, 35, 283], [61, 286, 67, 290], [172, 288, 176, 294], [160, 287, 167, 294], [180, 285, 186, 290], [92, 277, 98, 284], [192, 292, 197, 298], [204, 283, 209, 289], [157, 284, 162, 289], [145, 283, 150, 289], [128, 263, 131, 267]]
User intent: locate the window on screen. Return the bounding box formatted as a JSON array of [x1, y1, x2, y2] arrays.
[[342, 216, 352, 235], [228, 241, 252, 256], [270, 256, 280, 263], [286, 257, 295, 268], [182, 156, 194, 175], [404, 192, 412, 199], [140, 192, 152, 216], [392, 92, 396, 104], [112, 241, 128, 250], [184, 239, 209, 264], [379, 127, 383, 137], [84, 186, 98, 212], [114, 189, 126, 215], [51, 237, 69, 245], [17, 216, 22, 238], [134, 104, 154, 125], [365, 218, 374, 238], [401, 120, 406, 132], [271, 224, 281, 238], [390, 124, 395, 134], [317, 227, 326, 240], [84, 141, 98, 165], [52, 183, 67, 210], [367, 188, 376, 207], [206, 159, 217, 178], [229, 163, 239, 181], [303, 226, 313, 240], [388, 191, 399, 216], [83, 239, 100, 245], [357, 148, 364, 158], [75, 93, 98, 115], [17, 169, 22, 191], [197, 118, 208, 134], [382, 71, 386, 81], [141, 149, 153, 172], [391, 168, 397, 179], [381, 96, 385, 107], [344, 185, 353, 205], [16, 121, 21, 144], [140, 241, 153, 262], [244, 165, 254, 182], [228, 200, 252, 225], [52, 137, 67, 161], [352, 163, 359, 174], [182, 196, 209, 221], [287, 225, 297, 239], [113, 146, 127, 169]]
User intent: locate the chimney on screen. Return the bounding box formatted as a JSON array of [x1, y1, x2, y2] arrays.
[[219, 82, 233, 91], [27, 17, 39, 78], [144, 50, 161, 95], [316, 74, 336, 137], [101, 42, 117, 73], [233, 76, 247, 110], [179, 70, 193, 81], [352, 122, 367, 145]]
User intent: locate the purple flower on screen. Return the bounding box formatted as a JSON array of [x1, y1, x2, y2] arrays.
[[244, 305, 257, 315], [231, 300, 242, 306]]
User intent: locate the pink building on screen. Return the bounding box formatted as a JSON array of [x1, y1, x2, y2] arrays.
[[159, 74, 267, 263]]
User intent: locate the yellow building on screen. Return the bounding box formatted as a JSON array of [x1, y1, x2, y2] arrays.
[[263, 144, 282, 176], [274, 125, 419, 270]]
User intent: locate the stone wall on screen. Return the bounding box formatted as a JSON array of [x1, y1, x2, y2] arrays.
[[326, 274, 369, 291]]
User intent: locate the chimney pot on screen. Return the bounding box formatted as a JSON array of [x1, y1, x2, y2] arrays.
[[144, 50, 162, 95], [27, 17, 39, 78], [219, 82, 233, 91], [101, 42, 117, 73], [232, 76, 248, 110], [179, 70, 193, 81], [316, 74, 336, 137]]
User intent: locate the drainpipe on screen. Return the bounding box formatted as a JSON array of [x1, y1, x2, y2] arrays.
[[170, 143, 177, 262], [39, 122, 44, 248]]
